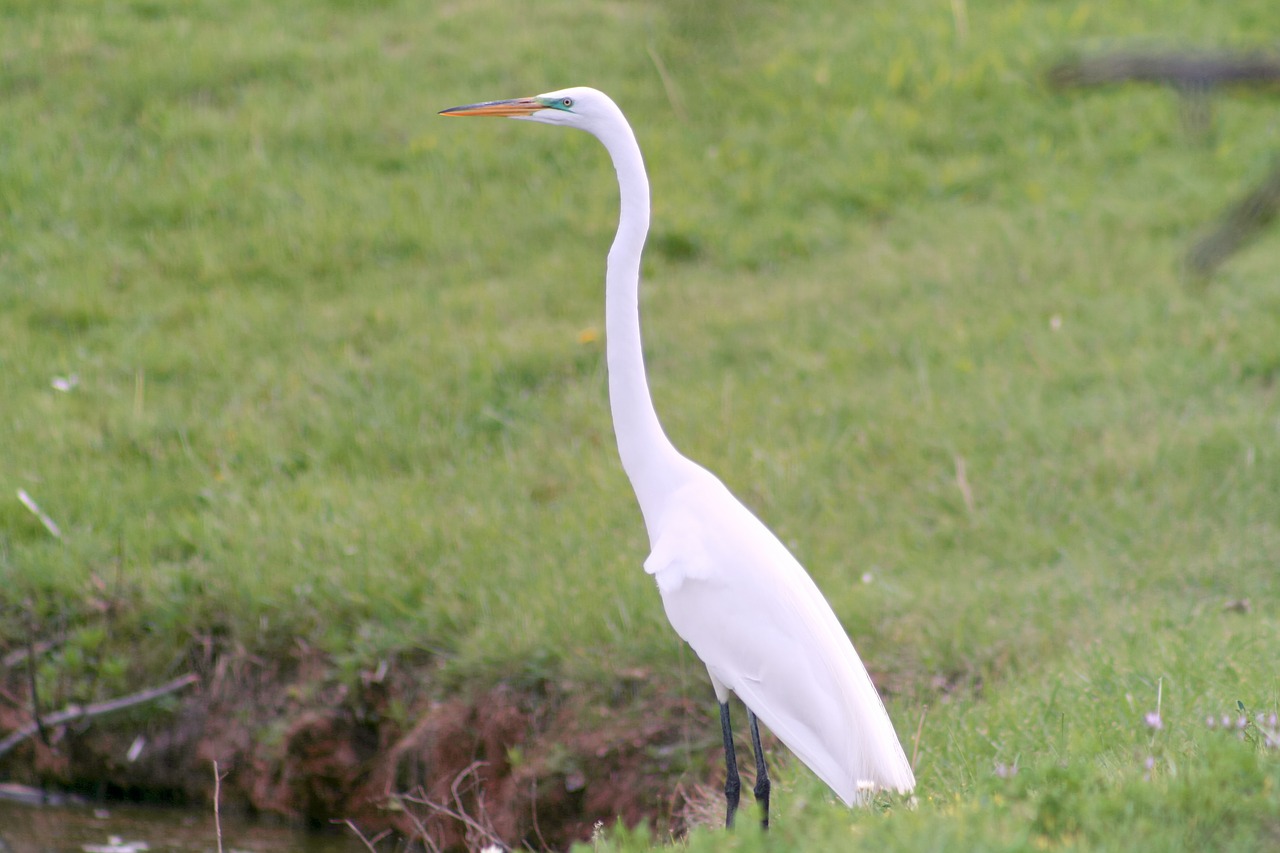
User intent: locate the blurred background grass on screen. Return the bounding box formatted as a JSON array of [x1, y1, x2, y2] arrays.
[[2, 0, 1278, 847]]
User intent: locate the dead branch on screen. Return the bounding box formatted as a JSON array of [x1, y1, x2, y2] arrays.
[[213, 760, 225, 853], [1188, 160, 1280, 275], [0, 673, 199, 759], [1048, 51, 1280, 91], [340, 819, 382, 853], [1047, 49, 1280, 272], [397, 799, 440, 853], [402, 760, 508, 851]]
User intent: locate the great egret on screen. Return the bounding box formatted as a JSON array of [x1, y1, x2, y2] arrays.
[[440, 87, 915, 829]]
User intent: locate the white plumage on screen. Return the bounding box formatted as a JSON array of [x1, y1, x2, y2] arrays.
[[442, 86, 914, 825], [646, 464, 915, 802]]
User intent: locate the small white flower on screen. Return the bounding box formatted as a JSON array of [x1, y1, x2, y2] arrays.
[[52, 373, 80, 392]]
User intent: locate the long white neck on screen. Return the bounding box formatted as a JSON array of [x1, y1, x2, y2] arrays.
[[590, 108, 689, 524]]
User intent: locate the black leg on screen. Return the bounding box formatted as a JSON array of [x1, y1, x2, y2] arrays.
[[719, 701, 741, 829], [749, 710, 771, 830]]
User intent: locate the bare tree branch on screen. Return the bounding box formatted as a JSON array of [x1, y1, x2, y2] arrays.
[[1048, 52, 1280, 90], [0, 673, 199, 758], [1188, 161, 1280, 275], [402, 761, 508, 851]]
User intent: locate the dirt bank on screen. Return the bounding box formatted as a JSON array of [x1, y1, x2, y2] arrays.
[[0, 645, 718, 850]]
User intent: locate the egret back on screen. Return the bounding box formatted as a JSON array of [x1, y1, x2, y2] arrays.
[[644, 465, 916, 802]]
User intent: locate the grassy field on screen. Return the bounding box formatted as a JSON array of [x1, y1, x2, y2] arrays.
[[3, 0, 1279, 848]]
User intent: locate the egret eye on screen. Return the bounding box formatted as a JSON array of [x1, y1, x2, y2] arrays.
[[561, 97, 574, 108]]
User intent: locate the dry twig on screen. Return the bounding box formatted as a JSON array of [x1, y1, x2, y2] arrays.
[[1188, 161, 1280, 275], [402, 761, 507, 851], [342, 819, 381, 853], [213, 760, 225, 853], [0, 673, 199, 758]]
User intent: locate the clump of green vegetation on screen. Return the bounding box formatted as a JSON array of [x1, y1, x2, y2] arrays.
[[2, 0, 1277, 848]]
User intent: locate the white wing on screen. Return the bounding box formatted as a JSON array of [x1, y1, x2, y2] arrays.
[[644, 467, 915, 803]]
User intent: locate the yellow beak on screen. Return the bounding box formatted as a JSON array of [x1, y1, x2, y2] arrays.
[[438, 97, 543, 118]]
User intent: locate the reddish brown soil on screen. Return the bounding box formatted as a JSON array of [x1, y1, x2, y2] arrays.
[[0, 649, 716, 850]]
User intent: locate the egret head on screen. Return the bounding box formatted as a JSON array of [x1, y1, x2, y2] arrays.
[[439, 86, 616, 133]]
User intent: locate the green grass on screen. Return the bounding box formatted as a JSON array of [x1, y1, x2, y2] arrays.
[[3, 0, 1279, 847]]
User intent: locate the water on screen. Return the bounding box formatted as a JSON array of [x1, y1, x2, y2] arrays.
[[0, 796, 368, 853]]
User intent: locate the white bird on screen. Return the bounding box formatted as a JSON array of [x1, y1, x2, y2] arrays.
[[441, 87, 915, 828]]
